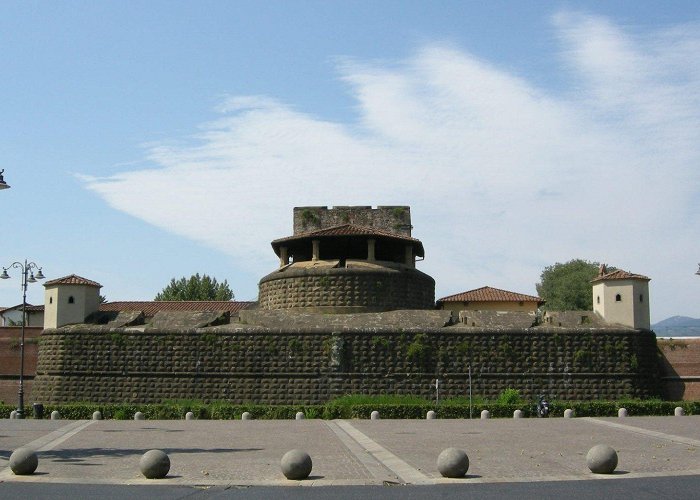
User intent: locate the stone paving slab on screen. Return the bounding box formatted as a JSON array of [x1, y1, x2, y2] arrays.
[[1, 416, 699, 487], [350, 417, 700, 481]]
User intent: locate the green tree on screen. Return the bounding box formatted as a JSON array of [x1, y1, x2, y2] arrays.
[[536, 259, 615, 311], [155, 273, 234, 301]]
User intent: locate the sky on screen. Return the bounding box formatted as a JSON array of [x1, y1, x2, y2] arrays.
[[1, 1, 699, 323]]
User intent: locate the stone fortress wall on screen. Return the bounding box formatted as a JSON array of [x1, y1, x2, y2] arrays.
[[293, 206, 413, 235], [32, 321, 660, 405], [258, 267, 435, 313]]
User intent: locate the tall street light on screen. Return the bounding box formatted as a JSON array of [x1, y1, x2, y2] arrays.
[[0, 169, 9, 190], [1, 260, 45, 417]]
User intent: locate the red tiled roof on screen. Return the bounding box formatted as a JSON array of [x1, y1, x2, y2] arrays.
[[99, 301, 255, 317], [591, 270, 650, 283], [0, 303, 44, 313], [273, 224, 422, 243], [43, 274, 102, 288], [437, 286, 545, 305]]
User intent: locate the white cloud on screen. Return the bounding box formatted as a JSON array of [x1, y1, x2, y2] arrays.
[[82, 11, 700, 321]]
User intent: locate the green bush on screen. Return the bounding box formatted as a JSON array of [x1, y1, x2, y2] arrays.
[[6, 396, 700, 420]]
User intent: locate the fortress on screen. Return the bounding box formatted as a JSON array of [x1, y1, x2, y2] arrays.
[[31, 206, 660, 405]]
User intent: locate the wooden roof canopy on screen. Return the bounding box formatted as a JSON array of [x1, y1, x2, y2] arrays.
[[271, 224, 425, 260]]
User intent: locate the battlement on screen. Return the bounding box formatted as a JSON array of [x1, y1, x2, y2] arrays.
[[293, 206, 412, 236]]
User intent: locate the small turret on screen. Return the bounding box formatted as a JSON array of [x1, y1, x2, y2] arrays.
[[44, 274, 102, 328]]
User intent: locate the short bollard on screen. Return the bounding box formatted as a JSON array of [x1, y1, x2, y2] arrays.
[[280, 449, 312, 480], [185, 412, 194, 420], [134, 411, 145, 421], [586, 444, 618, 474], [370, 410, 380, 420], [513, 409, 524, 419], [564, 409, 575, 418], [437, 448, 469, 478], [480, 410, 490, 419], [10, 410, 17, 419], [426, 410, 436, 420], [140, 449, 170, 479], [295, 411, 305, 420], [618, 408, 628, 418], [675, 407, 685, 417], [50, 410, 60, 420], [92, 411, 103, 420], [241, 412, 252, 420], [9, 447, 39, 475]]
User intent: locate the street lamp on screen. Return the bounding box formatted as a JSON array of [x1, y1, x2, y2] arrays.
[[0, 169, 9, 190], [1, 260, 45, 418], [696, 264, 700, 276]]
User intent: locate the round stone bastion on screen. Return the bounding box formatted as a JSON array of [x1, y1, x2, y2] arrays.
[[258, 262, 435, 313]]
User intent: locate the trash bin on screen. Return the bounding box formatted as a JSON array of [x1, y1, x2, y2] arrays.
[[33, 403, 44, 419]]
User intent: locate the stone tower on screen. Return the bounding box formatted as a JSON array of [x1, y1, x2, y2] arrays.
[[44, 274, 102, 328], [258, 206, 435, 312], [591, 266, 650, 330]]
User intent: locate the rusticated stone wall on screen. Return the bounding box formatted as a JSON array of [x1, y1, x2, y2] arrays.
[[32, 327, 660, 404], [258, 268, 435, 312]]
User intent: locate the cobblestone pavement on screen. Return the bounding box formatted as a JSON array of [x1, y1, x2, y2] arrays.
[[1, 416, 699, 487]]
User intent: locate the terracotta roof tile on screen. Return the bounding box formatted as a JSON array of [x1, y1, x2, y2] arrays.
[[273, 224, 422, 243], [0, 303, 44, 313], [591, 270, 650, 282], [43, 274, 102, 288], [437, 286, 544, 305], [99, 301, 255, 317]]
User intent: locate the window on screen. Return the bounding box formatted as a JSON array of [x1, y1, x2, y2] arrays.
[[596, 296, 600, 304], [49, 297, 53, 304], [639, 294, 644, 302], [615, 294, 621, 302], [68, 296, 74, 304]]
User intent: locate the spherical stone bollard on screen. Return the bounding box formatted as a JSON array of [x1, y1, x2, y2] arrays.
[[370, 410, 380, 420], [437, 447, 470, 478], [586, 444, 618, 474], [618, 408, 628, 418], [139, 449, 170, 479], [185, 412, 194, 420], [92, 411, 103, 421], [675, 406, 685, 417], [50, 410, 60, 420], [480, 410, 490, 419], [134, 411, 145, 421], [10, 410, 17, 419], [9, 447, 39, 475], [426, 410, 437, 420], [241, 412, 252, 420], [280, 449, 312, 480], [295, 411, 305, 420], [564, 409, 575, 419], [513, 410, 524, 419]]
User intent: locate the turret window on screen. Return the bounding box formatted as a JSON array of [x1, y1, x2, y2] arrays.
[[639, 294, 644, 302], [615, 294, 622, 302], [68, 296, 75, 304], [49, 297, 53, 304], [596, 296, 600, 304]]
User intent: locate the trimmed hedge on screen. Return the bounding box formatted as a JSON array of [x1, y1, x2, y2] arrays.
[[3, 399, 700, 420]]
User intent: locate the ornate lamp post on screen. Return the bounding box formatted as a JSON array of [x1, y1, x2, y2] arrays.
[[0, 169, 9, 190], [1, 260, 45, 417]]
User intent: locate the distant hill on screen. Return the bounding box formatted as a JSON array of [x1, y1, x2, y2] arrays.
[[653, 316, 700, 337]]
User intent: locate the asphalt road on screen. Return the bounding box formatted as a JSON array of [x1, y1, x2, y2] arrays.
[[1, 475, 699, 499]]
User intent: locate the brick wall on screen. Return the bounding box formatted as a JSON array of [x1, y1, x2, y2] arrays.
[[0, 327, 42, 404], [32, 327, 660, 404], [657, 338, 700, 400]]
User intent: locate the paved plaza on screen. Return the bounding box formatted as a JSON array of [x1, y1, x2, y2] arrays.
[[1, 416, 700, 487]]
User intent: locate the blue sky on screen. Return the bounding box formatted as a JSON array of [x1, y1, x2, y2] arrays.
[[1, 1, 699, 322]]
